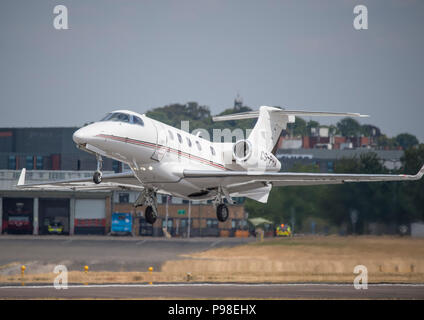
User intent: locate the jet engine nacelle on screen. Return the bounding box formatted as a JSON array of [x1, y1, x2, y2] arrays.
[[232, 139, 281, 171]]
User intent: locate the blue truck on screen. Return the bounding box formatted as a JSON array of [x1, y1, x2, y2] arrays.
[[111, 212, 132, 235]]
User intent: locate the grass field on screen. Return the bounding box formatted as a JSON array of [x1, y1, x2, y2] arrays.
[[1, 236, 424, 284]]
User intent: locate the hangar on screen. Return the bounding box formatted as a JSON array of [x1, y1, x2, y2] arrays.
[[0, 170, 112, 235]]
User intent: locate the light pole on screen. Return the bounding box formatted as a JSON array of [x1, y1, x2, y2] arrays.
[[188, 200, 191, 238]]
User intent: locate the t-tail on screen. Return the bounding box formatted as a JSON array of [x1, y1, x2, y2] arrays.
[[213, 106, 369, 154]]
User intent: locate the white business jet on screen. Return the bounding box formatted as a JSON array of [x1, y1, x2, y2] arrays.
[[17, 106, 424, 224]]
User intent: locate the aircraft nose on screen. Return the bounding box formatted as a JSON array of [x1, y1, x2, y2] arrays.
[[73, 126, 93, 145]]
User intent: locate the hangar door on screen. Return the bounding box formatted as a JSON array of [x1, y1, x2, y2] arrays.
[[2, 198, 33, 234], [39, 199, 70, 235], [74, 199, 106, 235]]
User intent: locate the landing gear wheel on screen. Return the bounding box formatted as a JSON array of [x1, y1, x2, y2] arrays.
[[145, 206, 157, 224], [216, 203, 229, 222], [93, 171, 102, 184]]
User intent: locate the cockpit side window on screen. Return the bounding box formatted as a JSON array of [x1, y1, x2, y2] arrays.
[[117, 113, 129, 122], [132, 116, 144, 126]]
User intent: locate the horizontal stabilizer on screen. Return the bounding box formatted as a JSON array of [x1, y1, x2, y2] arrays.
[[212, 107, 369, 122]]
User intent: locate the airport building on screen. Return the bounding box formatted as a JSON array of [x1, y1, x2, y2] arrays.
[[0, 127, 120, 172]]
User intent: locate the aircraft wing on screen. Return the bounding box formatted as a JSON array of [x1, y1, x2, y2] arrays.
[[183, 165, 424, 188], [16, 169, 144, 191]]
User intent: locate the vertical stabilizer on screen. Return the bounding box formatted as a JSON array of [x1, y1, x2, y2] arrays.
[[247, 106, 295, 153]]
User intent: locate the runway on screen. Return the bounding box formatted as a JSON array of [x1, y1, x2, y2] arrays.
[[0, 283, 423, 299], [0, 236, 254, 273]]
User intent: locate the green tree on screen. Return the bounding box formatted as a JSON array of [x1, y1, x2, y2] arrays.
[[286, 117, 307, 137], [337, 118, 361, 137], [376, 134, 397, 149], [306, 120, 320, 136], [400, 144, 424, 222], [395, 133, 419, 150]]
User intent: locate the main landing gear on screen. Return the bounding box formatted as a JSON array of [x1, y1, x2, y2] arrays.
[[134, 188, 158, 225], [213, 186, 233, 222], [93, 155, 103, 184], [216, 203, 229, 222]]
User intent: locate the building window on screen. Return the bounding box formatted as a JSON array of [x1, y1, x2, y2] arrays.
[[161, 195, 169, 204], [180, 218, 192, 228], [36, 156, 43, 170], [206, 219, 219, 228], [8, 155, 16, 170], [177, 133, 183, 144], [26, 156, 34, 170], [119, 193, 129, 203], [186, 137, 192, 147], [112, 160, 121, 173], [162, 218, 173, 229]]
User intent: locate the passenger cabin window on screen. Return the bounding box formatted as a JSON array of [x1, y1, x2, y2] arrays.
[[168, 130, 174, 140], [186, 137, 192, 147], [210, 146, 216, 156], [177, 133, 183, 144], [196, 141, 202, 151]]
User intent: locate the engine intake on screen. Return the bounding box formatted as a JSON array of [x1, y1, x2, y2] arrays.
[[233, 139, 252, 162]]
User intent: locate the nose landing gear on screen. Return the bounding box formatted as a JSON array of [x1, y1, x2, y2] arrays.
[[92, 155, 103, 184], [93, 171, 102, 184]]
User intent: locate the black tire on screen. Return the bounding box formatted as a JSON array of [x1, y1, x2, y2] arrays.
[[216, 204, 229, 222], [145, 206, 157, 224], [93, 171, 102, 184]]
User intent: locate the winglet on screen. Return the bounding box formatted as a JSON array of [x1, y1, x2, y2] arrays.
[[415, 165, 424, 180], [17, 168, 26, 186]]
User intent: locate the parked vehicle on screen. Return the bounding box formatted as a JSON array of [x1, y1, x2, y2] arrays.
[[7, 216, 32, 234], [276, 223, 292, 237], [111, 212, 132, 235], [47, 222, 64, 234]]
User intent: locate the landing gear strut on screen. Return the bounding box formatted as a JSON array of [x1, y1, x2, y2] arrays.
[[93, 155, 103, 184], [134, 188, 158, 224]]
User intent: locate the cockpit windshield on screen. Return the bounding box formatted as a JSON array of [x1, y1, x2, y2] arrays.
[[100, 112, 144, 126]]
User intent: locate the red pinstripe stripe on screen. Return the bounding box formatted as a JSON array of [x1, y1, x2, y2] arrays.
[[96, 134, 228, 170]]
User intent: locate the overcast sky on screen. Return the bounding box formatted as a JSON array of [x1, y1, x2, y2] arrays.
[[0, 0, 423, 141]]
